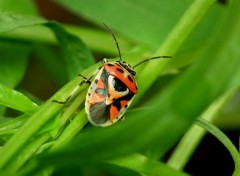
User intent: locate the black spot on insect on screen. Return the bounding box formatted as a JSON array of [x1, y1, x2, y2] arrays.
[[112, 100, 121, 111], [117, 68, 124, 73], [124, 104, 128, 108], [121, 92, 135, 101], [127, 75, 133, 83], [112, 78, 127, 92], [94, 79, 98, 84], [88, 93, 90, 96], [107, 63, 114, 66]]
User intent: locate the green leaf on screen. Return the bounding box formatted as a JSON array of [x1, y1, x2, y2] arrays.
[[0, 11, 95, 82], [33, 44, 68, 86], [0, 40, 31, 88], [46, 22, 95, 80], [0, 83, 39, 114], [0, 0, 38, 15], [54, 0, 225, 50], [0, 11, 46, 33]]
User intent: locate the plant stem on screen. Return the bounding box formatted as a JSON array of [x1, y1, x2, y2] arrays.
[[155, 0, 217, 56], [43, 111, 88, 176], [50, 107, 88, 151], [22, 97, 88, 176], [3, 133, 51, 175], [0, 76, 84, 170], [167, 89, 238, 170], [136, 0, 217, 101], [0, 105, 60, 170], [195, 118, 240, 176]]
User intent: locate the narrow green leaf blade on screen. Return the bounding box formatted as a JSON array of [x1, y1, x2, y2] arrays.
[[167, 89, 239, 170], [196, 118, 240, 176], [0, 83, 38, 114]]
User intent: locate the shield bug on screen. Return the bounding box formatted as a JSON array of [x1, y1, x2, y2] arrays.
[[83, 24, 171, 127]]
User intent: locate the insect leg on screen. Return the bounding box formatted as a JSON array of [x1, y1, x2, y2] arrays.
[[53, 67, 102, 105], [52, 95, 72, 104], [78, 74, 92, 86]]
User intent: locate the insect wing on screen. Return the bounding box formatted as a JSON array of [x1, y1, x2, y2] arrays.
[[85, 65, 136, 127], [85, 67, 111, 126]]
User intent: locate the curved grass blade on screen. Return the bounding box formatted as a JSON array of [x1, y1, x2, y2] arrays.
[[0, 83, 38, 114]]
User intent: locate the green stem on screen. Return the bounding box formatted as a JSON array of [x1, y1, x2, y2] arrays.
[[42, 93, 88, 176], [0, 105, 60, 170], [50, 106, 88, 151], [167, 89, 237, 170], [136, 0, 217, 101], [2, 134, 51, 175], [20, 97, 88, 176], [57, 90, 87, 132], [195, 118, 240, 176], [0, 129, 18, 136], [0, 75, 84, 170], [155, 0, 217, 56], [1, 89, 88, 174]]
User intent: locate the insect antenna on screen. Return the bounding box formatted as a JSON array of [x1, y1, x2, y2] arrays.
[[103, 23, 122, 61], [132, 56, 172, 69]]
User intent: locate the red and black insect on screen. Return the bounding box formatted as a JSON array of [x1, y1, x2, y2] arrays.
[[83, 24, 171, 127]]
